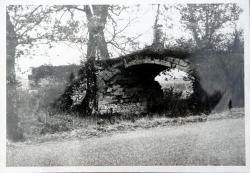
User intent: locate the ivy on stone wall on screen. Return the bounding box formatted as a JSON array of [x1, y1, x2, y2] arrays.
[[52, 57, 98, 116], [85, 57, 98, 115]]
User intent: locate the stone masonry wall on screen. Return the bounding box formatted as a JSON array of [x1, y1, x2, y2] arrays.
[[55, 50, 190, 115], [96, 67, 146, 114], [95, 55, 189, 115]]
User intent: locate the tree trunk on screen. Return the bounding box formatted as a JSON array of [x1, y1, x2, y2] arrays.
[[86, 31, 97, 58], [85, 5, 109, 60], [6, 12, 24, 141], [97, 29, 109, 60]]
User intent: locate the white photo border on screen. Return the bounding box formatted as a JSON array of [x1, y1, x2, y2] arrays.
[[0, 0, 249, 172]]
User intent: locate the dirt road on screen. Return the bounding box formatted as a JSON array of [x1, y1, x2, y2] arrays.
[[7, 117, 245, 166]]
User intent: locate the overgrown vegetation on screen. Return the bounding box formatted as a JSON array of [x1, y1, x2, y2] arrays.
[[53, 50, 224, 118]]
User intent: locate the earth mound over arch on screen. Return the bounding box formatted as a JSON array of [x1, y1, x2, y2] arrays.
[[54, 48, 221, 116]]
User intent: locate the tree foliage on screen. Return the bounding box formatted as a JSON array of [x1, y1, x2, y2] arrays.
[[179, 4, 242, 50]]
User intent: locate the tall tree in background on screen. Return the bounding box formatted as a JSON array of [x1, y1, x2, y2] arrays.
[[84, 5, 109, 59], [179, 4, 242, 50], [178, 4, 244, 111], [54, 5, 110, 59], [152, 4, 164, 50], [51, 5, 140, 60]]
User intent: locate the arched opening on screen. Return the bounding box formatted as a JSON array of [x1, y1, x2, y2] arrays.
[[123, 64, 166, 113], [114, 63, 193, 114]]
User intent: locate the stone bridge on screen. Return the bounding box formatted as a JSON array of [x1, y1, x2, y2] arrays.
[[56, 48, 192, 115]]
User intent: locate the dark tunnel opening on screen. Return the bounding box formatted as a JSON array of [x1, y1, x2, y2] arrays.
[[125, 64, 167, 113], [116, 64, 174, 113], [112, 62, 196, 115]]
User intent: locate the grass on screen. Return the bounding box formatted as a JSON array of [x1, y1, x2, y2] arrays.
[[10, 108, 244, 145], [15, 113, 207, 144]]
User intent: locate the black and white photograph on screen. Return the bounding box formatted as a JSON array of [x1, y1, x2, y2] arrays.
[[1, 0, 250, 171]]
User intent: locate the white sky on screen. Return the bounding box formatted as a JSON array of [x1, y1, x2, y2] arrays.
[[15, 3, 245, 82]]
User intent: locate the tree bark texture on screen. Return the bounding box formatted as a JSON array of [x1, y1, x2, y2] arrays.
[[6, 12, 24, 141], [85, 5, 109, 60]]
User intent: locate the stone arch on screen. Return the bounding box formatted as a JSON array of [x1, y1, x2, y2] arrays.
[[55, 48, 198, 115], [95, 54, 191, 114]]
